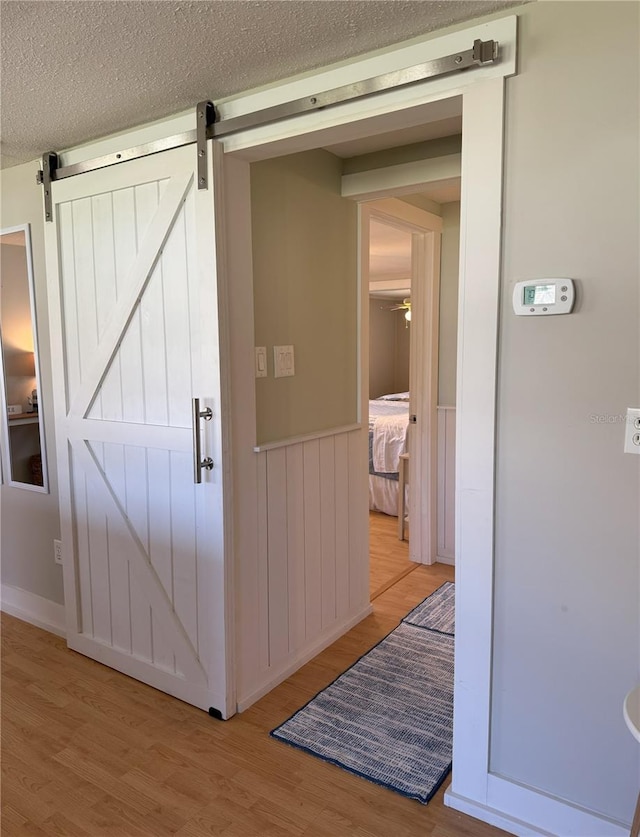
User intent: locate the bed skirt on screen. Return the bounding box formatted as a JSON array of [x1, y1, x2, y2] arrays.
[[370, 473, 406, 518]]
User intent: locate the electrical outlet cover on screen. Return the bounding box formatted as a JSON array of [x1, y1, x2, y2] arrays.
[[623, 408, 640, 454]]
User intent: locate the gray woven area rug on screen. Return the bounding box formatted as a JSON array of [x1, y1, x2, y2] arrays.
[[403, 580, 455, 634], [271, 582, 455, 803]]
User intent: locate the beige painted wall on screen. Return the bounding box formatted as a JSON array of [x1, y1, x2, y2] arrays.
[[394, 312, 410, 393], [343, 134, 461, 175], [251, 149, 358, 444], [400, 193, 443, 217], [368, 300, 410, 398], [491, 1, 639, 824], [368, 299, 395, 398], [0, 162, 63, 605], [438, 201, 460, 407]]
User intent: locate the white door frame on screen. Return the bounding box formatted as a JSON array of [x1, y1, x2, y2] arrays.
[[359, 198, 442, 565], [212, 15, 515, 825]]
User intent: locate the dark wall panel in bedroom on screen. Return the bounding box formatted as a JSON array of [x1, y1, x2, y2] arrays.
[[394, 314, 410, 393], [369, 299, 409, 399]]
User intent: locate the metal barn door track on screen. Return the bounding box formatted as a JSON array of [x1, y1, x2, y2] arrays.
[[38, 39, 499, 220]]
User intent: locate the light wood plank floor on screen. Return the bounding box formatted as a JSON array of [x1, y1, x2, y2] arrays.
[[369, 510, 414, 599], [1, 569, 509, 836]]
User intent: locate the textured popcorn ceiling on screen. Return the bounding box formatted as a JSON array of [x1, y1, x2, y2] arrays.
[[0, 0, 524, 168]]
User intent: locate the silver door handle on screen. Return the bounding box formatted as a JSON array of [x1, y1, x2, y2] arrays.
[[192, 398, 213, 484]]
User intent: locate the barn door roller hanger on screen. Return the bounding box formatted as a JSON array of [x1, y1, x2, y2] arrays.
[[37, 38, 499, 220]]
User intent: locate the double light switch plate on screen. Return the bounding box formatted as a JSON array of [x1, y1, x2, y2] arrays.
[[274, 345, 295, 378]]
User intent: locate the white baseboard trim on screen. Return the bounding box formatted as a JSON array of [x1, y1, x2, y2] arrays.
[[436, 553, 455, 566], [237, 603, 373, 712], [1, 584, 66, 638], [445, 788, 554, 836], [445, 782, 630, 837]]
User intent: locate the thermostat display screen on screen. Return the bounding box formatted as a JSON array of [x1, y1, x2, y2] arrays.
[[523, 284, 556, 306], [513, 278, 575, 316]]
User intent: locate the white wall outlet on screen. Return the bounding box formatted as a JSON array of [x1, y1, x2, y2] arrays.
[[273, 345, 295, 378], [624, 408, 640, 454], [255, 346, 267, 378], [54, 539, 63, 565]]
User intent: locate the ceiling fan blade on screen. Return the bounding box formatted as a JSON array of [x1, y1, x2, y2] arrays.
[[380, 299, 411, 312]]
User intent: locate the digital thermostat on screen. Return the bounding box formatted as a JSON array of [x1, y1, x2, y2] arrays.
[[512, 279, 575, 316]]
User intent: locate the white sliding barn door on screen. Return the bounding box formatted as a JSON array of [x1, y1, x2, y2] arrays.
[[45, 144, 233, 717]]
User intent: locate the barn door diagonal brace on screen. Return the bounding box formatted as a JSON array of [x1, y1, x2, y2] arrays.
[[35, 38, 500, 219], [196, 100, 216, 190]]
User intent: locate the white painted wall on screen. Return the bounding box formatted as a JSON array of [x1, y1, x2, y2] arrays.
[[437, 406, 455, 562], [0, 162, 63, 605], [491, 1, 639, 825], [438, 201, 459, 407]]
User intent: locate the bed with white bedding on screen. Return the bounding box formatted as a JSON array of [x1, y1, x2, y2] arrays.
[[368, 393, 410, 517]]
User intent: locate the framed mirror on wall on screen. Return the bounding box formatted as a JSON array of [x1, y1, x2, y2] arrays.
[[0, 224, 49, 492]]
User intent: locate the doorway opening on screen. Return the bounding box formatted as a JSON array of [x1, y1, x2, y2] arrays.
[[245, 111, 465, 653], [227, 67, 507, 771], [311, 120, 462, 603], [360, 190, 460, 603], [367, 211, 415, 599], [248, 141, 460, 606]]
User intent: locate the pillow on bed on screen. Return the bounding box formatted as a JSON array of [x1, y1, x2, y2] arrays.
[[378, 392, 410, 402]]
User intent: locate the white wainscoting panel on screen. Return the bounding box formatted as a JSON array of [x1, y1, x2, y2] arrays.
[[236, 426, 371, 708], [437, 406, 456, 564]]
